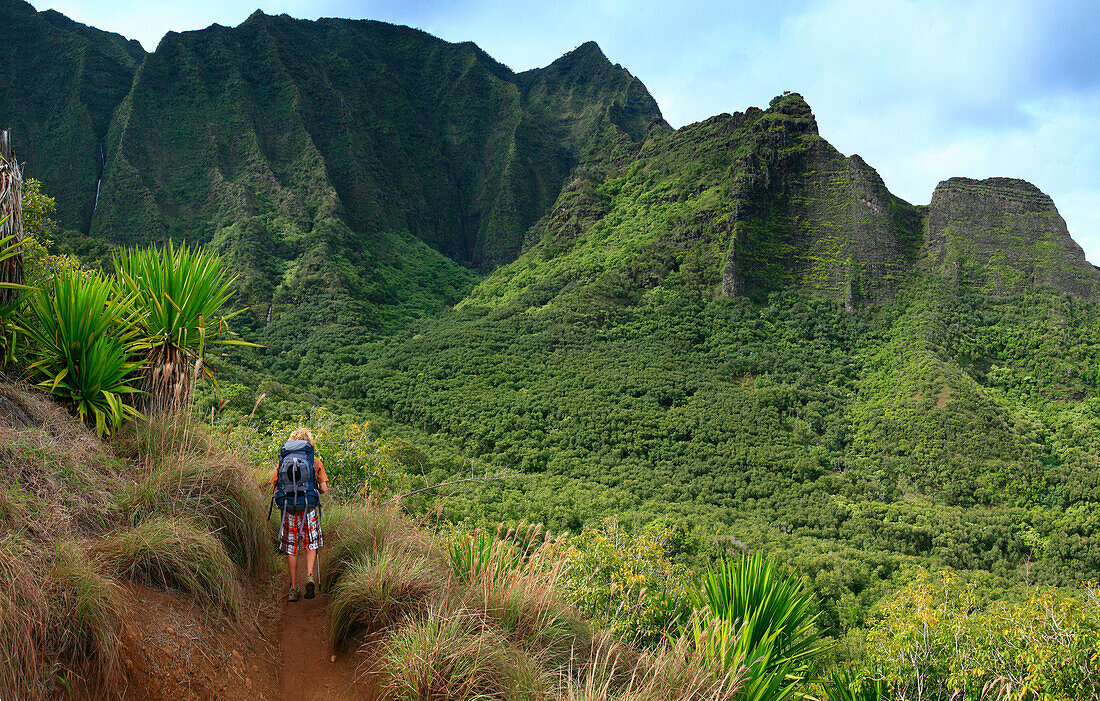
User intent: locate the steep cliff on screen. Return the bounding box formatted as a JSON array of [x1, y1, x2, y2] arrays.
[[923, 176, 1100, 297], [0, 0, 144, 231]]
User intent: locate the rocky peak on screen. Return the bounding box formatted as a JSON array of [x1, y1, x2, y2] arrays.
[[765, 92, 819, 136], [923, 177, 1099, 297]]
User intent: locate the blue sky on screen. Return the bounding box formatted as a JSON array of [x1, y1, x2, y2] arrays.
[[37, 0, 1100, 262]]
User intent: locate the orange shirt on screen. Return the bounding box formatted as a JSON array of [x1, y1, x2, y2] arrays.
[[269, 455, 328, 486]]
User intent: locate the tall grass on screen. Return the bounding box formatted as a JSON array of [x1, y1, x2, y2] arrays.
[[50, 540, 123, 697], [95, 516, 244, 617], [119, 449, 271, 578], [319, 501, 420, 593], [452, 526, 589, 666], [0, 534, 47, 699], [328, 542, 448, 650], [560, 624, 743, 701], [373, 606, 546, 701]]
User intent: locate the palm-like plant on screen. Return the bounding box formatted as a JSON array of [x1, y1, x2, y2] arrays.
[[691, 552, 828, 699], [20, 269, 145, 435], [821, 669, 889, 701], [113, 242, 254, 414], [0, 230, 33, 367]]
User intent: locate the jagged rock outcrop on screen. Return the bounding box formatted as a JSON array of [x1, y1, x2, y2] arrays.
[[923, 177, 1100, 297], [721, 93, 921, 302]]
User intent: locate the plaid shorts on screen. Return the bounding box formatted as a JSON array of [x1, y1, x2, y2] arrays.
[[277, 508, 323, 555]]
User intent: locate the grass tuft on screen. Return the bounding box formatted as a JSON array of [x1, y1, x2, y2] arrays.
[[319, 500, 433, 592], [95, 516, 244, 617], [328, 542, 448, 651], [0, 534, 47, 699], [119, 450, 272, 578], [373, 606, 546, 701], [453, 527, 590, 667], [559, 622, 742, 700], [50, 540, 124, 697]]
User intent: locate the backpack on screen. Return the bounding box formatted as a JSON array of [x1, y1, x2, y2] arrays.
[[274, 439, 320, 514]]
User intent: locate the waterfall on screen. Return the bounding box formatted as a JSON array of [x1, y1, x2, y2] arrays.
[[91, 144, 104, 216]]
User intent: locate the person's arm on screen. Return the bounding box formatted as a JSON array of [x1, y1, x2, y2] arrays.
[[317, 457, 329, 494]]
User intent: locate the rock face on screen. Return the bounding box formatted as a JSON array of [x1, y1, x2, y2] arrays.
[[923, 177, 1100, 297], [720, 93, 922, 302], [3, 0, 1098, 315], [1, 1, 664, 271]]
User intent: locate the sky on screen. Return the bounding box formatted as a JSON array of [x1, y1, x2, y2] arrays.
[[35, 0, 1100, 262]]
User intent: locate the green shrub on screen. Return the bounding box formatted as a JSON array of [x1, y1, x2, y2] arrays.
[[862, 569, 1100, 701]]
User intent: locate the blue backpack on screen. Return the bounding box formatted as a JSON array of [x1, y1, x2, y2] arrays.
[[274, 439, 320, 514]]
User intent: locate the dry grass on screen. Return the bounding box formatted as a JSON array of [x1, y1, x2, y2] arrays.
[[0, 534, 48, 699], [0, 381, 120, 536], [455, 527, 590, 668], [0, 380, 275, 699], [558, 637, 743, 700], [119, 447, 272, 578], [320, 500, 429, 592], [94, 515, 245, 617], [373, 605, 547, 701], [50, 540, 124, 697]]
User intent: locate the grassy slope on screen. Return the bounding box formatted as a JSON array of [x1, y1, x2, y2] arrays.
[[0, 380, 270, 699]]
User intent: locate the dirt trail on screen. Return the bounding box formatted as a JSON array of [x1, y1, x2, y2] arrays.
[[109, 558, 376, 700], [276, 559, 375, 701]]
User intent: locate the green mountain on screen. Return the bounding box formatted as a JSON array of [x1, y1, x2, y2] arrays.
[[0, 0, 142, 232], [5, 0, 1100, 610]]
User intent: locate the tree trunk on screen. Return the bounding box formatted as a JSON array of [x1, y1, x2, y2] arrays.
[[0, 129, 24, 307]]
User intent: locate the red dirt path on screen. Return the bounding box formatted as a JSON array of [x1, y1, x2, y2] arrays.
[[99, 553, 375, 701]]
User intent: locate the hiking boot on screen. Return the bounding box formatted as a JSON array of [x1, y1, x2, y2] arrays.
[[288, 586, 300, 602], [304, 574, 316, 599]]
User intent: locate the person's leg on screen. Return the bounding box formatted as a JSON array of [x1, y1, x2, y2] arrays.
[[287, 553, 298, 588], [305, 548, 316, 578]]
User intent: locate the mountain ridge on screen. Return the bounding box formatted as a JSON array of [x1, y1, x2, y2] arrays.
[[2, 0, 1095, 313]]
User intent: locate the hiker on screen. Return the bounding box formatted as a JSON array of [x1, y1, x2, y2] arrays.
[[270, 428, 329, 602]]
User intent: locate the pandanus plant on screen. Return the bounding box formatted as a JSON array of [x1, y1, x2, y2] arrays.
[[0, 229, 32, 366], [20, 269, 146, 435], [689, 551, 828, 700], [114, 242, 255, 415]]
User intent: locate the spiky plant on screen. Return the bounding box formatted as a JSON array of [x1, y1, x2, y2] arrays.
[[0, 230, 32, 367], [0, 130, 25, 310], [821, 669, 889, 701], [691, 552, 828, 700], [114, 242, 253, 414], [20, 269, 145, 436]]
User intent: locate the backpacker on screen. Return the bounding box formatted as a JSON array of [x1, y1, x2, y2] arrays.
[[274, 439, 320, 514]]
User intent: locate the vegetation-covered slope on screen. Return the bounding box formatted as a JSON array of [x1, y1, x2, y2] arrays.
[[0, 0, 142, 232], [6, 2, 1100, 673]]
